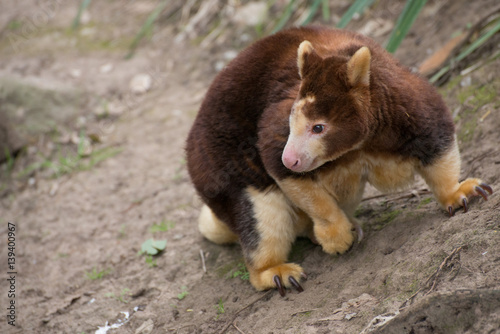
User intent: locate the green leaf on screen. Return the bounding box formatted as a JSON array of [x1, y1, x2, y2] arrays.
[[337, 0, 375, 29], [140, 238, 167, 255], [177, 286, 189, 300], [385, 0, 427, 53]]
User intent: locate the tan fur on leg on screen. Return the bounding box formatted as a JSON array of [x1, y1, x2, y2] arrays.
[[245, 187, 304, 291], [278, 178, 355, 254], [198, 205, 238, 244]]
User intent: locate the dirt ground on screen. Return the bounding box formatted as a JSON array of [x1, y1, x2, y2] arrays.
[[1, 1, 499, 333]]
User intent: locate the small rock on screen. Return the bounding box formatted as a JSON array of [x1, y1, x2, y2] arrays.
[[80, 139, 93, 156], [223, 50, 238, 61], [240, 33, 251, 43], [49, 182, 59, 197], [70, 69, 82, 78], [57, 132, 71, 144], [27, 146, 37, 155], [80, 10, 91, 25], [28, 177, 36, 187], [130, 74, 152, 94], [76, 116, 87, 128], [16, 107, 25, 118], [460, 76, 471, 87], [107, 101, 125, 116], [135, 319, 154, 334], [214, 60, 225, 72], [345, 312, 357, 320], [70, 132, 81, 145], [70, 132, 92, 156], [99, 63, 114, 74]]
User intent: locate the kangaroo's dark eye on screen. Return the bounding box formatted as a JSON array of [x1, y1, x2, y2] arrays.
[[312, 124, 324, 134]]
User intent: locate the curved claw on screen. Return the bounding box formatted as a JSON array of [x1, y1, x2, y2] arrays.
[[479, 183, 493, 195], [289, 276, 304, 293], [462, 198, 468, 213], [273, 275, 285, 297], [475, 186, 489, 201], [301, 272, 308, 280], [353, 221, 364, 243], [448, 206, 455, 217]]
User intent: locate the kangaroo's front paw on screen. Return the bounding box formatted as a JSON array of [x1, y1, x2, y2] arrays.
[[446, 178, 493, 216], [249, 263, 305, 297], [314, 219, 355, 254]]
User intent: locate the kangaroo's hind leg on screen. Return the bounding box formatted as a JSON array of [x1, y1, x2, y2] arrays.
[[198, 204, 238, 245], [241, 186, 306, 296]]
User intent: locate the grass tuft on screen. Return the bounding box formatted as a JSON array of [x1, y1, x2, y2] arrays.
[[85, 267, 111, 280]]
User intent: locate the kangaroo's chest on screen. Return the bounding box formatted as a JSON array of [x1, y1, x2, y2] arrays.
[[318, 153, 418, 210], [364, 154, 418, 192]]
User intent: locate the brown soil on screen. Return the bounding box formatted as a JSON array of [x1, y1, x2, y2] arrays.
[[1, 1, 499, 333]]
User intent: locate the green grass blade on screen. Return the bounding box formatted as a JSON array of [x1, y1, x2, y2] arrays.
[[337, 0, 375, 29], [4, 148, 14, 174], [271, 0, 298, 34], [77, 130, 86, 157], [72, 0, 92, 30], [84, 147, 123, 170], [385, 0, 427, 53], [301, 0, 324, 26], [454, 19, 500, 63], [322, 0, 330, 21], [126, 0, 169, 59], [430, 18, 500, 83]]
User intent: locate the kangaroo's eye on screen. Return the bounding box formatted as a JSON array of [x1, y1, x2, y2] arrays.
[[312, 124, 324, 134]]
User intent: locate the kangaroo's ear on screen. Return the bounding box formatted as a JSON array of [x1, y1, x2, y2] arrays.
[[297, 40, 317, 79], [347, 46, 371, 87]]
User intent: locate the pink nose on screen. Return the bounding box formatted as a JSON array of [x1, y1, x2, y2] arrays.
[[282, 147, 301, 171]]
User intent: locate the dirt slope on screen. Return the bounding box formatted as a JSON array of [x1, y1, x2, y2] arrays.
[[1, 1, 499, 333]]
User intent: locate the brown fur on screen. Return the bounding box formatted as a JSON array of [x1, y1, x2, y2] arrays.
[[186, 26, 492, 294]]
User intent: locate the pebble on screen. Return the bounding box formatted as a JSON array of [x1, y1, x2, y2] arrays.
[[130, 74, 152, 94], [460, 76, 471, 87], [99, 63, 114, 74], [70, 69, 82, 78]]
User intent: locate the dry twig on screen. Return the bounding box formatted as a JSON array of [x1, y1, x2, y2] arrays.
[[232, 322, 246, 334], [221, 290, 273, 333], [121, 186, 169, 213], [424, 245, 466, 296], [362, 188, 431, 202], [399, 245, 466, 310], [200, 249, 207, 273]]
